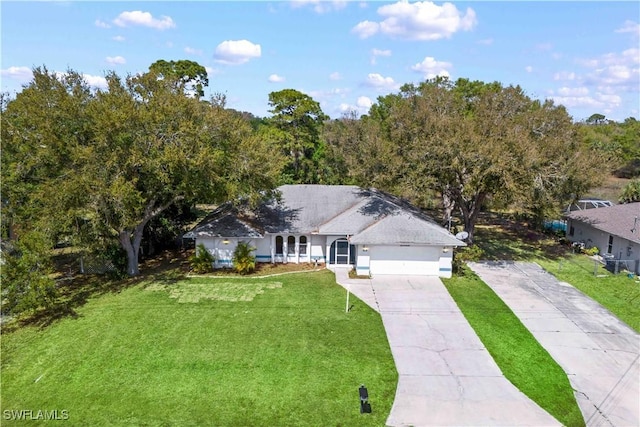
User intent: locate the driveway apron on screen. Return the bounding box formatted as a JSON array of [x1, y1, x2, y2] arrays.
[[469, 261, 640, 427], [333, 267, 559, 426]]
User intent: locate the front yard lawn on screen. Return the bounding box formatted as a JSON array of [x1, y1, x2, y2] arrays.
[[443, 268, 585, 427], [1, 270, 397, 426]]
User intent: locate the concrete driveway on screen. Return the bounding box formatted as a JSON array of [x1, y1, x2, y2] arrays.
[[333, 267, 559, 426], [469, 261, 640, 427]]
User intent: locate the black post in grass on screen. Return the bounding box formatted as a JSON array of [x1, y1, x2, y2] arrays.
[[359, 384, 371, 413]]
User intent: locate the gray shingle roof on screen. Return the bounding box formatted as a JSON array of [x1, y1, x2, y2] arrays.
[[183, 205, 263, 239], [349, 213, 464, 246], [566, 202, 640, 243], [185, 184, 465, 246]]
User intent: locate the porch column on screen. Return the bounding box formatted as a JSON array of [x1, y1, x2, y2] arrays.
[[270, 235, 275, 263]]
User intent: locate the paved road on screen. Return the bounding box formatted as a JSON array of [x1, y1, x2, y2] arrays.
[[469, 261, 640, 427], [333, 267, 560, 426]]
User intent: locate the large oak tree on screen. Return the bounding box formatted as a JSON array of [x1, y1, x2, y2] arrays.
[[326, 77, 602, 243], [2, 64, 283, 277]]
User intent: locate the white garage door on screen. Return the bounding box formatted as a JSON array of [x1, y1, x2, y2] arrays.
[[369, 245, 440, 276]]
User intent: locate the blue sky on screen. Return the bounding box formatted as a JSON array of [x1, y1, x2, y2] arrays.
[[1, 1, 639, 121]]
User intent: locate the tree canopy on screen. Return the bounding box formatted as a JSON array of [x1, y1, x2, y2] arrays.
[[265, 89, 329, 184], [324, 77, 602, 242], [2, 63, 283, 281], [148, 59, 209, 98]]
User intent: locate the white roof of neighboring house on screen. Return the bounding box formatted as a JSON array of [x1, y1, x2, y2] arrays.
[[185, 184, 465, 247], [566, 202, 640, 243]]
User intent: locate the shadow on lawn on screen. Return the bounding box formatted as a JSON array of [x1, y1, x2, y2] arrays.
[[3, 250, 191, 333], [473, 212, 571, 261]]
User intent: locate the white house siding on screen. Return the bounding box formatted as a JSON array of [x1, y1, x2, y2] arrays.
[[310, 235, 326, 264], [196, 237, 237, 268], [568, 219, 640, 273], [356, 245, 371, 276], [369, 245, 440, 276], [438, 250, 454, 278], [254, 238, 272, 264]]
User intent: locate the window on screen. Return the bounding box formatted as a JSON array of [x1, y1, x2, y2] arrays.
[[287, 236, 296, 255], [299, 236, 307, 255], [607, 235, 613, 254], [275, 236, 283, 255]]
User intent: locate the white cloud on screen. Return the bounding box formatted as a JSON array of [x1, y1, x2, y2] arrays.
[[105, 56, 126, 65], [338, 96, 373, 116], [53, 70, 107, 89], [184, 46, 203, 56], [352, 21, 379, 39], [553, 71, 577, 81], [581, 48, 639, 88], [357, 96, 373, 109], [557, 86, 589, 97], [372, 48, 391, 57], [204, 66, 221, 77], [310, 87, 351, 99], [291, 0, 347, 14], [329, 72, 342, 81], [113, 35, 125, 42], [214, 40, 261, 65], [352, 1, 477, 41], [525, 65, 533, 73], [550, 88, 622, 111], [411, 56, 452, 79], [370, 48, 391, 64], [95, 19, 111, 29], [82, 74, 108, 89], [615, 20, 640, 37], [268, 74, 285, 83], [365, 73, 398, 91], [113, 11, 176, 30], [0, 66, 33, 83]]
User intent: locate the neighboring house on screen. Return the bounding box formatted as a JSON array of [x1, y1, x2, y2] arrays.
[[565, 202, 640, 273], [184, 185, 465, 277]]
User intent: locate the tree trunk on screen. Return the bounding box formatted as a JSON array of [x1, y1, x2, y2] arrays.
[[457, 192, 486, 245], [441, 189, 455, 230], [117, 197, 184, 276], [119, 230, 140, 276]]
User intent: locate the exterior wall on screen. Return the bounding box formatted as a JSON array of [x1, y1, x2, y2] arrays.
[[369, 245, 440, 276], [310, 235, 327, 264], [256, 233, 317, 265], [567, 218, 610, 253], [195, 236, 456, 276], [356, 245, 371, 276], [438, 249, 454, 278], [195, 237, 244, 268], [567, 219, 640, 273], [254, 238, 272, 263]]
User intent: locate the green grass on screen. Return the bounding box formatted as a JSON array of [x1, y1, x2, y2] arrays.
[[443, 268, 585, 427], [1, 270, 397, 426], [537, 255, 640, 333]]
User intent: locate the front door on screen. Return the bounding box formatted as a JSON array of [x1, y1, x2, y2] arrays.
[[330, 239, 356, 265]]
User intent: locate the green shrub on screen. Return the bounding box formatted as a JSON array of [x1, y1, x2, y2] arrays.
[[452, 245, 485, 275], [0, 231, 58, 315], [189, 244, 215, 274], [232, 241, 256, 275], [584, 246, 599, 256]]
